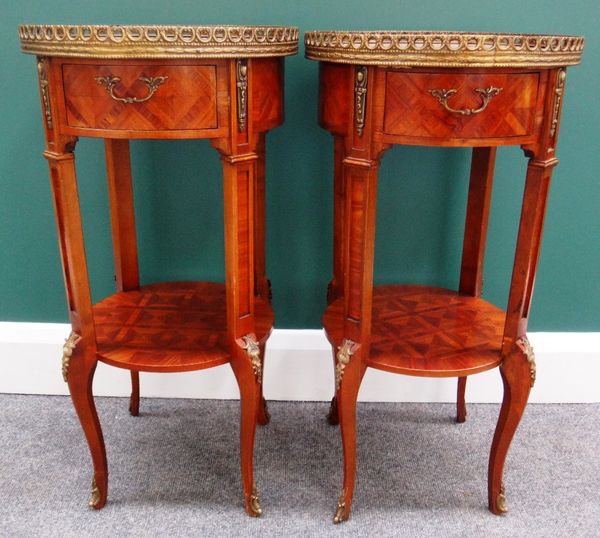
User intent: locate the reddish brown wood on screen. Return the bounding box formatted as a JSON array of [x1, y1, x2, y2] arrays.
[[52, 58, 231, 140], [45, 141, 108, 508], [327, 395, 339, 426], [230, 337, 260, 517], [94, 282, 273, 371], [502, 162, 553, 350], [317, 59, 573, 521], [384, 70, 539, 141], [253, 133, 270, 300], [256, 340, 271, 426], [488, 342, 532, 514], [325, 285, 504, 377], [460, 147, 496, 297], [328, 135, 346, 304], [63, 63, 217, 131], [129, 370, 140, 417], [335, 343, 367, 523], [456, 376, 467, 423], [486, 71, 566, 515], [67, 348, 108, 510], [319, 62, 353, 135], [105, 138, 142, 415], [32, 50, 287, 515], [105, 139, 139, 292], [252, 58, 284, 133], [456, 146, 496, 421]]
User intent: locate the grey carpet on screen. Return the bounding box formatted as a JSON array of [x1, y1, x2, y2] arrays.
[[0, 395, 598, 537]]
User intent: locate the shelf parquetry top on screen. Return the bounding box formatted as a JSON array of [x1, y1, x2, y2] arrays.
[[19, 24, 299, 59], [304, 30, 584, 67]]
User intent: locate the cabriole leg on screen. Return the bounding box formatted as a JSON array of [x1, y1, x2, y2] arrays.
[[333, 340, 364, 523], [231, 337, 262, 517], [488, 341, 534, 514], [65, 341, 108, 509]]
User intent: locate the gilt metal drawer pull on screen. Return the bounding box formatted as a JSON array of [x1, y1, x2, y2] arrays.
[[94, 75, 168, 104], [429, 86, 502, 116]]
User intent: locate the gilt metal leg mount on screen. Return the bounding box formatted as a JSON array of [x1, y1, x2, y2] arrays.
[[335, 339, 357, 391], [61, 331, 81, 382], [241, 334, 262, 383]]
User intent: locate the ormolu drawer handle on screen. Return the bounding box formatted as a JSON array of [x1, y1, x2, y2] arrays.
[[94, 75, 168, 104], [429, 86, 502, 116]]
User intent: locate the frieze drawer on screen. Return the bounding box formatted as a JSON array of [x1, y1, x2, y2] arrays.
[[62, 63, 218, 131]]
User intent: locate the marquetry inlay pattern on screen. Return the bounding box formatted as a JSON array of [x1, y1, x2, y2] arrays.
[[93, 282, 273, 372], [324, 285, 505, 377], [62, 64, 218, 131]]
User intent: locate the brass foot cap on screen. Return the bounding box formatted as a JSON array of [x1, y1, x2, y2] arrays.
[[89, 477, 101, 508], [333, 494, 347, 523], [249, 483, 262, 516], [496, 483, 509, 514]]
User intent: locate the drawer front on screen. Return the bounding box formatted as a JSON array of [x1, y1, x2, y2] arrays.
[[384, 72, 539, 139], [62, 64, 218, 131]]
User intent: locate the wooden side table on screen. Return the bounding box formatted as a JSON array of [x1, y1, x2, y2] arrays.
[[20, 24, 298, 516], [306, 30, 584, 522]]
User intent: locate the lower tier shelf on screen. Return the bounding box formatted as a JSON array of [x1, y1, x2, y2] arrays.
[[323, 285, 505, 377], [93, 281, 274, 373]]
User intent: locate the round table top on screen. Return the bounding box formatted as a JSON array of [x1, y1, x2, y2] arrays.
[[304, 30, 584, 68], [19, 24, 299, 59]]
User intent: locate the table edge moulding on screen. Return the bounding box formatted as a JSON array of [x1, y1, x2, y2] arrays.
[[305, 30, 583, 523], [20, 23, 298, 517]]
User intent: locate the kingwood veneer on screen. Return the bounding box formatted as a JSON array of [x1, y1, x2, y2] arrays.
[[305, 30, 584, 523], [20, 23, 298, 516]]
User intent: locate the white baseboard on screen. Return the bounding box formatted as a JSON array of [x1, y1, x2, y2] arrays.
[[0, 322, 598, 403]]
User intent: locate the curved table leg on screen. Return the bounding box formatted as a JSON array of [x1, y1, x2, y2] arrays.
[[488, 342, 534, 514], [65, 340, 108, 509], [333, 341, 364, 524], [231, 338, 262, 517]]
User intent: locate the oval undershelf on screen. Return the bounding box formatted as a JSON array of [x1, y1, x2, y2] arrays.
[[323, 285, 505, 377], [93, 281, 273, 373]]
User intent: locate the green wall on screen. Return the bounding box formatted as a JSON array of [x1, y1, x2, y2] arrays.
[[1, 0, 599, 330]]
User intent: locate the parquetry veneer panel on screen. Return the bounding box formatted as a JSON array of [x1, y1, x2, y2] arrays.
[[63, 63, 218, 131], [383, 71, 539, 140]]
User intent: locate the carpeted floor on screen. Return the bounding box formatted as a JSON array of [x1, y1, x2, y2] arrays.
[[0, 395, 598, 537]]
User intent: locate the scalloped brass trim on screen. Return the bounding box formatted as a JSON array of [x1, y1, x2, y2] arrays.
[[61, 331, 80, 382], [305, 31, 584, 68], [241, 334, 262, 383], [19, 25, 298, 59], [335, 339, 356, 391]]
